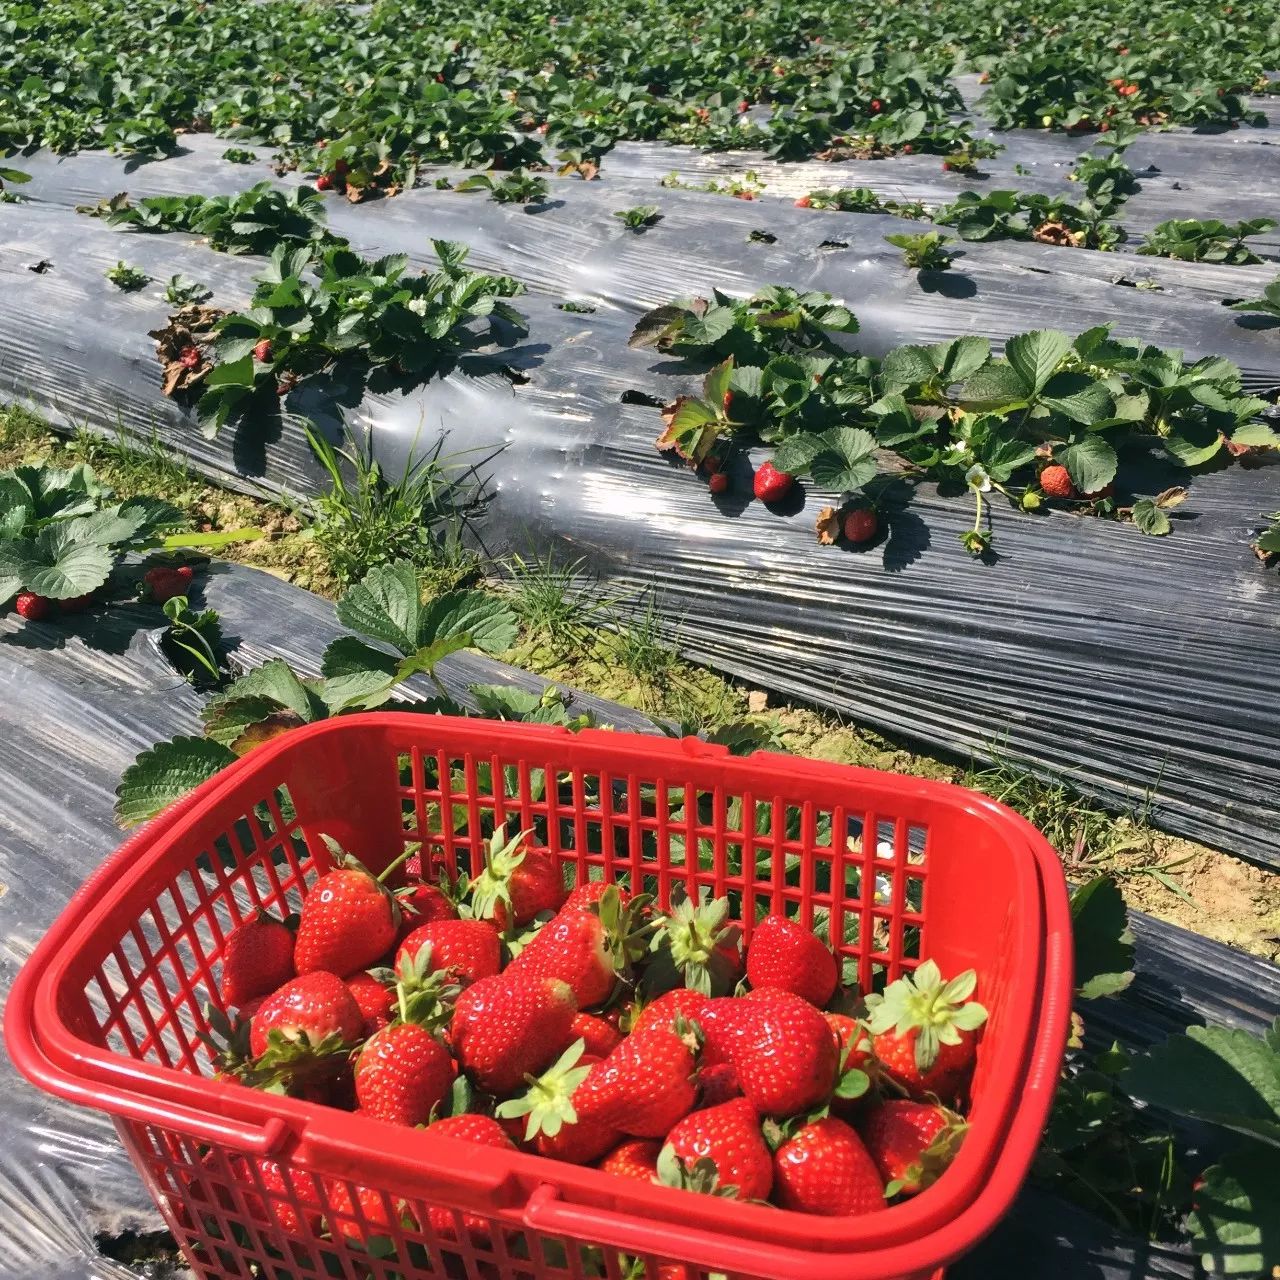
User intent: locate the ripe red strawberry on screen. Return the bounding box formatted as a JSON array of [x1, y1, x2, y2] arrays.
[[14, 592, 51, 620], [696, 1061, 742, 1107], [599, 1138, 661, 1182], [710, 990, 839, 1115], [708, 472, 729, 495], [648, 893, 742, 997], [843, 508, 878, 544], [345, 972, 394, 1037], [863, 961, 988, 1100], [469, 826, 567, 930], [178, 344, 201, 369], [630, 987, 710, 1038], [247, 1158, 323, 1234], [570, 1011, 624, 1058], [395, 881, 457, 938], [870, 99, 882, 113], [249, 972, 363, 1059], [745, 914, 837, 1007], [451, 972, 577, 1093], [219, 911, 295, 1008], [294, 847, 414, 978], [860, 1099, 967, 1196], [497, 1040, 620, 1163], [354, 1021, 455, 1127], [589, 1025, 699, 1138], [794, 195, 812, 208], [252, 339, 272, 363], [143, 564, 194, 603], [942, 161, 954, 172], [315, 173, 333, 191], [752, 460, 794, 504], [508, 886, 651, 1009], [772, 1116, 885, 1216], [562, 880, 631, 912], [738, 100, 751, 113], [326, 1180, 405, 1245], [659, 1097, 772, 1201], [424, 1115, 515, 1243], [395, 918, 501, 987], [1039, 464, 1078, 499]]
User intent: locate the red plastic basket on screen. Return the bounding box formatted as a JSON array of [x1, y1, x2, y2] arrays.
[[7, 715, 1072, 1280]]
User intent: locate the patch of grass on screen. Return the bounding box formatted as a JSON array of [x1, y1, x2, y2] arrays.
[[504, 551, 621, 655], [65, 423, 195, 498], [304, 423, 480, 591]]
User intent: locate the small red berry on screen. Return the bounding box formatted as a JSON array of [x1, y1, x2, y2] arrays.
[[942, 161, 953, 171], [753, 460, 794, 503], [1039, 464, 1079, 500], [709, 472, 730, 495], [14, 592, 51, 620], [739, 100, 750, 113], [252, 339, 272, 363], [178, 345, 201, 369], [794, 195, 812, 208], [315, 173, 333, 190], [870, 99, 882, 113], [144, 564, 195, 603], [902, 144, 913, 153], [843, 508, 878, 544]]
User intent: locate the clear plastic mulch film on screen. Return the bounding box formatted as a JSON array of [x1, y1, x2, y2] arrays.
[[1, 562, 1278, 1280], [1, 102, 1279, 869]]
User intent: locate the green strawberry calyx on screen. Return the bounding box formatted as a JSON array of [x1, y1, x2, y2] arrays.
[[650, 890, 742, 996], [468, 824, 535, 922], [863, 960, 988, 1071], [495, 1037, 591, 1141]]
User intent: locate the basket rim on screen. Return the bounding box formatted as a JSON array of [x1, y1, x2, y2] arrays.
[[12, 714, 1070, 1269]]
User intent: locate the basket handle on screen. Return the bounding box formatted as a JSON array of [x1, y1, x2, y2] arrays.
[[522, 1184, 799, 1279]]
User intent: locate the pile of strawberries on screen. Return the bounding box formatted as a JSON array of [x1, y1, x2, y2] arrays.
[[204, 827, 987, 1249]]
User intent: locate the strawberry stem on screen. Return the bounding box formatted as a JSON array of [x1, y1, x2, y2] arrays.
[[376, 843, 420, 885]]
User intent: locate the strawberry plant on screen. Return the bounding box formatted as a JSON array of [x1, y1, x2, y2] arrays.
[[1138, 218, 1277, 265], [0, 459, 256, 618], [105, 260, 150, 291], [885, 231, 954, 271], [194, 241, 525, 437], [934, 189, 1124, 251], [634, 288, 1279, 556], [1227, 279, 1280, 323], [97, 183, 340, 257], [163, 274, 212, 306], [454, 169, 550, 205], [613, 205, 662, 231]]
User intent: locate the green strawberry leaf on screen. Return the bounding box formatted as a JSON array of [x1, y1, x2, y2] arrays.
[[420, 591, 518, 655], [115, 735, 237, 826], [13, 523, 115, 599], [1131, 499, 1171, 536], [958, 361, 1030, 413], [335, 560, 422, 654], [1188, 1143, 1280, 1277], [1004, 329, 1072, 396], [1060, 436, 1118, 495], [1125, 1020, 1280, 1149], [1069, 876, 1134, 1000]]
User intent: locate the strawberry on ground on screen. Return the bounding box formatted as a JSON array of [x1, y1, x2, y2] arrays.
[[294, 845, 415, 978], [451, 971, 578, 1094], [468, 825, 567, 931], [252, 339, 272, 363], [843, 508, 878, 544], [659, 1097, 773, 1201], [771, 1116, 885, 1216], [863, 960, 988, 1100], [859, 1099, 967, 1196], [14, 592, 52, 620], [708, 472, 729, 495], [599, 1138, 662, 1182], [1039, 464, 1078, 500], [179, 344, 201, 369], [219, 911, 295, 1009], [395, 917, 502, 987], [144, 564, 194, 603], [745, 914, 837, 1007], [753, 460, 794, 504], [508, 885, 651, 1009]]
